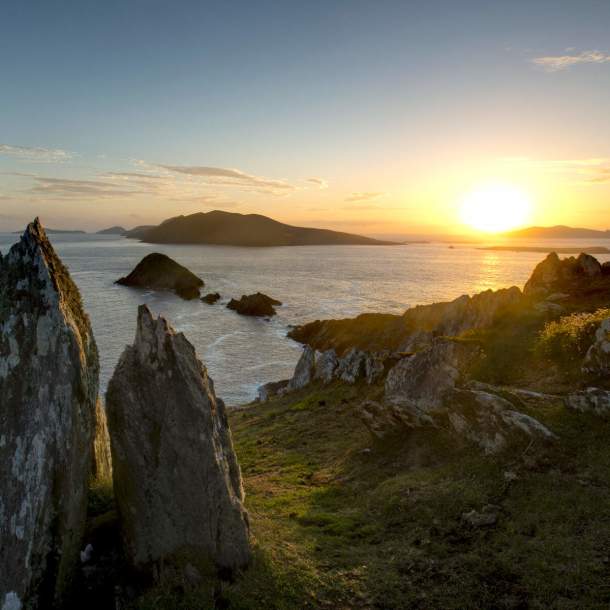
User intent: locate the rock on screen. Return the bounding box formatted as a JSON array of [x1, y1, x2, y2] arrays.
[[105, 305, 250, 573], [384, 339, 474, 424], [603, 262, 610, 276], [116, 252, 204, 300], [446, 388, 557, 454], [288, 346, 316, 391], [337, 348, 368, 383], [565, 388, 610, 416], [524, 252, 602, 298], [582, 317, 610, 375], [227, 292, 282, 317], [91, 398, 113, 481], [462, 507, 498, 527], [314, 349, 339, 383], [257, 379, 289, 402], [0, 219, 99, 608], [534, 301, 565, 315], [201, 292, 221, 304], [364, 353, 385, 384]]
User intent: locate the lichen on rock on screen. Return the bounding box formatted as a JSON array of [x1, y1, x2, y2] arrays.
[[105, 305, 251, 574], [0, 219, 99, 608]]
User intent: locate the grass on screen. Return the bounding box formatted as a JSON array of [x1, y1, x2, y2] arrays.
[[124, 381, 610, 609]]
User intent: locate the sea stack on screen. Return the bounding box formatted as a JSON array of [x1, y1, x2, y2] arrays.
[[105, 306, 251, 573], [116, 252, 204, 300], [0, 219, 100, 609]]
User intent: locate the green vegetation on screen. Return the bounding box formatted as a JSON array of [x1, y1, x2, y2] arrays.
[[126, 382, 610, 609], [537, 308, 610, 362]]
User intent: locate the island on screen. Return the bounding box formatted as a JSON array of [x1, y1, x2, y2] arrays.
[[479, 245, 610, 254], [96, 226, 126, 235], [131, 210, 400, 247], [115, 253, 204, 300], [504, 225, 610, 239]]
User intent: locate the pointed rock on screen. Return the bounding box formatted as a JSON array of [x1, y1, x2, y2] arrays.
[[105, 306, 250, 573], [0, 219, 99, 608]]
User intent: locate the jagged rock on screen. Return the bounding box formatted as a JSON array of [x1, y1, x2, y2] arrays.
[[524, 252, 603, 298], [337, 348, 368, 383], [91, 399, 113, 481], [288, 346, 316, 391], [116, 252, 204, 300], [201, 292, 221, 304], [314, 349, 339, 383], [582, 317, 610, 375], [227, 292, 281, 317], [364, 353, 385, 384], [0, 219, 99, 608], [105, 306, 250, 573], [565, 388, 610, 416], [257, 379, 289, 402], [384, 339, 474, 424], [446, 388, 556, 454]]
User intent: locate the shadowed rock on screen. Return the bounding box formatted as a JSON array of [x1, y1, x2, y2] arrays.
[[524, 252, 603, 298], [116, 253, 204, 300], [201, 292, 221, 304], [105, 305, 250, 573], [227, 292, 281, 317], [0, 219, 99, 608]]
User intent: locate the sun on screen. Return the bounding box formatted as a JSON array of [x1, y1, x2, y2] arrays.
[[459, 183, 532, 233]]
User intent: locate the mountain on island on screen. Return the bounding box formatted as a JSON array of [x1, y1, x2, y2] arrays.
[[505, 225, 610, 239], [133, 211, 400, 247], [96, 226, 126, 235]]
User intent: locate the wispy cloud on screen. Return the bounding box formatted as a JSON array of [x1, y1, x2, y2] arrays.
[[532, 50, 610, 72], [344, 191, 384, 202], [502, 156, 610, 183], [28, 176, 142, 199], [0, 143, 73, 162], [159, 165, 295, 194], [305, 177, 328, 189]]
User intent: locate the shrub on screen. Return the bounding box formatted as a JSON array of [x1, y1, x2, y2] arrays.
[[537, 308, 610, 361]]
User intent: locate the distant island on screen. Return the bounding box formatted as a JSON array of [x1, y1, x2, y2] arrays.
[[96, 226, 126, 235], [124, 225, 155, 239], [504, 225, 610, 239], [479, 245, 610, 254], [128, 210, 400, 247]]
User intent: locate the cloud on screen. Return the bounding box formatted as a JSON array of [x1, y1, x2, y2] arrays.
[[28, 176, 142, 199], [159, 165, 295, 194], [305, 177, 328, 189], [502, 156, 610, 183], [101, 171, 166, 180], [344, 191, 384, 202], [532, 50, 610, 72], [0, 144, 73, 162]]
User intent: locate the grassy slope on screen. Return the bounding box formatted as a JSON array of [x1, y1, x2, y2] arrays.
[[131, 381, 610, 609]]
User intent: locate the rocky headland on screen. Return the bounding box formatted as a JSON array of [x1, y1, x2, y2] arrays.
[[116, 252, 204, 300]]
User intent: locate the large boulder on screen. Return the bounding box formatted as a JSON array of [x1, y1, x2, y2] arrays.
[[227, 292, 281, 317], [336, 348, 368, 383], [288, 346, 316, 391], [565, 388, 610, 416], [0, 219, 99, 608], [105, 306, 250, 573], [116, 252, 204, 300], [582, 317, 610, 375], [524, 252, 603, 298]]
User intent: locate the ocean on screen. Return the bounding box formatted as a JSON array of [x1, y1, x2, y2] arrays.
[[2, 232, 609, 405]]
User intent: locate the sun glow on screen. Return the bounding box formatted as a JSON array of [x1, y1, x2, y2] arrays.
[[459, 183, 532, 233]]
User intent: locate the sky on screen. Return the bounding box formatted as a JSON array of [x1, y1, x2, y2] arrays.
[[1, 0, 610, 235]]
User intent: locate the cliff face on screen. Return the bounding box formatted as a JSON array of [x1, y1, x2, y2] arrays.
[[106, 305, 250, 573], [0, 219, 99, 609]]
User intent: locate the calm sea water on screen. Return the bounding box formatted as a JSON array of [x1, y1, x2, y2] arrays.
[[2, 232, 609, 405]]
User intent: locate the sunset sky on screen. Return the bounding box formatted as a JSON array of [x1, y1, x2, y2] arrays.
[[1, 1, 610, 235]]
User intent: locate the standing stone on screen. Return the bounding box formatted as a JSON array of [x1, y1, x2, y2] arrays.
[[287, 346, 316, 391], [314, 349, 339, 384], [582, 317, 610, 375], [0, 219, 99, 609], [105, 306, 250, 573]]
